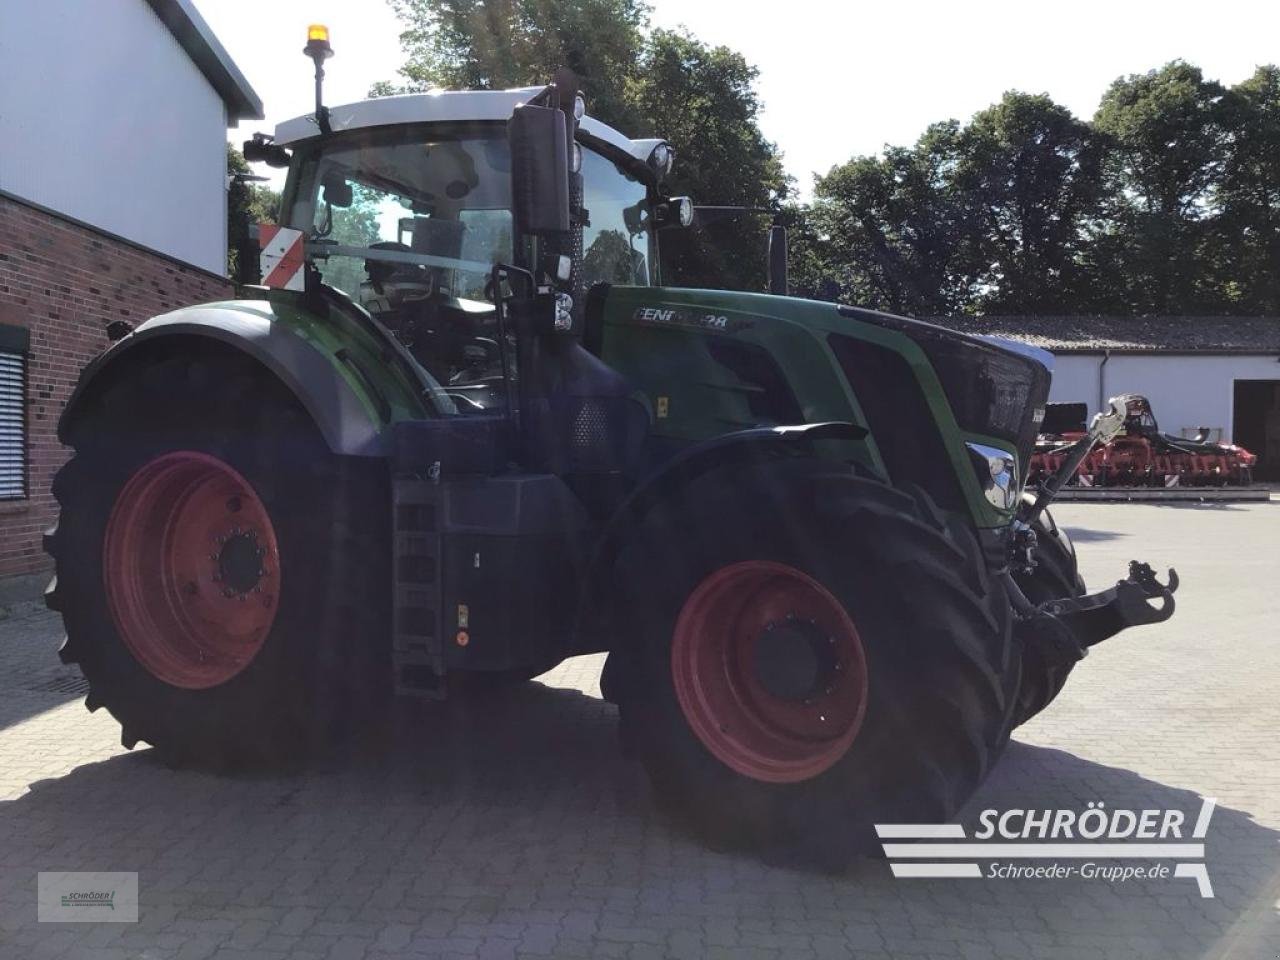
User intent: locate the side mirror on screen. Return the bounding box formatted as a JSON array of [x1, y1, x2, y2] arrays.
[[243, 133, 291, 168], [322, 171, 353, 208], [509, 103, 570, 235]]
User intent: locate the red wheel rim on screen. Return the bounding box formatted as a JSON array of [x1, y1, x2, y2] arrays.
[[671, 561, 868, 783], [103, 451, 281, 689]]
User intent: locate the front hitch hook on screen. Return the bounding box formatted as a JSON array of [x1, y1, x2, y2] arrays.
[[1039, 561, 1179, 649]]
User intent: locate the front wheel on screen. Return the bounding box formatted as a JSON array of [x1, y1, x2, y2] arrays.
[[1010, 505, 1086, 727], [612, 461, 1019, 864], [46, 346, 389, 767]]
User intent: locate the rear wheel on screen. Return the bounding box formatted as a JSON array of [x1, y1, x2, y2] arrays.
[[1011, 505, 1085, 727], [612, 460, 1019, 864], [46, 345, 389, 767]]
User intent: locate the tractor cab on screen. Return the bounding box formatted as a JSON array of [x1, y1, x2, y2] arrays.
[[272, 104, 662, 405], [250, 76, 683, 417]]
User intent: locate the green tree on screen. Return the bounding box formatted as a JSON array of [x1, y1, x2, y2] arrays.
[[627, 28, 788, 290], [954, 92, 1104, 313], [378, 0, 647, 128], [226, 144, 282, 278], [1209, 65, 1280, 312], [1090, 61, 1230, 313], [797, 122, 975, 314]]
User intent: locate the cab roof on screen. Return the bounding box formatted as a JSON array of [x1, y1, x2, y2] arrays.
[[273, 88, 663, 166]]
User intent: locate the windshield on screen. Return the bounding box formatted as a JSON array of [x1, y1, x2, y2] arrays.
[[286, 124, 515, 303], [285, 127, 655, 298]]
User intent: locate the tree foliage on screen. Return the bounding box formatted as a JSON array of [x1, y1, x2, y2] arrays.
[[226, 144, 282, 278], [797, 61, 1280, 317]]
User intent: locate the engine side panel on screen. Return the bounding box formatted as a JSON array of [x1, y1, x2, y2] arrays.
[[587, 285, 1019, 528]]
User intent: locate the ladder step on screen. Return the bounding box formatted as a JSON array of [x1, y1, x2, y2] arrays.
[[392, 475, 446, 699]]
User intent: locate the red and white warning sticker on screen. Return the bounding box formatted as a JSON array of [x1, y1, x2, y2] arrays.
[[258, 224, 306, 291]]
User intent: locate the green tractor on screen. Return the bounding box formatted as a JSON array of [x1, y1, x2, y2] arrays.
[[44, 34, 1177, 862]]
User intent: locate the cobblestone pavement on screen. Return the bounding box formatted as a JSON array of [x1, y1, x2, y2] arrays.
[[1, 502, 1278, 959]]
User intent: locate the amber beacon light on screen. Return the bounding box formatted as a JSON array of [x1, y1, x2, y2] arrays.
[[304, 24, 333, 60]]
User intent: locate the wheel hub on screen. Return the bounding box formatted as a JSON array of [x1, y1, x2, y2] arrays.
[[753, 617, 837, 702], [671, 560, 869, 784], [216, 531, 266, 596], [102, 451, 281, 689]]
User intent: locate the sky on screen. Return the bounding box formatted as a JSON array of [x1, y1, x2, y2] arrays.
[[198, 0, 1280, 198]]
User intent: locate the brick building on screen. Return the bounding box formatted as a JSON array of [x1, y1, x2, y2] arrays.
[[0, 0, 261, 594]]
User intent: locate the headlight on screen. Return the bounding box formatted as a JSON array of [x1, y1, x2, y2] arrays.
[[648, 142, 674, 179], [677, 196, 694, 227], [570, 142, 582, 173], [966, 442, 1016, 510], [653, 196, 694, 229], [573, 93, 586, 121]]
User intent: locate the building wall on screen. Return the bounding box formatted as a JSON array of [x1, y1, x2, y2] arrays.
[[1049, 353, 1280, 441], [0, 195, 230, 581], [0, 0, 229, 275]]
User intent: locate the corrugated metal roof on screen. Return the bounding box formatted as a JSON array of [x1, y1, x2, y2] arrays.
[[924, 315, 1280, 354], [144, 0, 263, 122]]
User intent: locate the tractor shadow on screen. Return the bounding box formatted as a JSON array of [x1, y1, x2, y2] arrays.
[[1060, 525, 1129, 543], [1, 670, 1277, 958]]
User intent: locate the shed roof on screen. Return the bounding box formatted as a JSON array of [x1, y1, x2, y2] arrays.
[[925, 315, 1280, 354], [144, 0, 262, 122]]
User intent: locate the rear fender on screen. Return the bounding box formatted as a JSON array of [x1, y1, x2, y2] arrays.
[[59, 304, 389, 457]]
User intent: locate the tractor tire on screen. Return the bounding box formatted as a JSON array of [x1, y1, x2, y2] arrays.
[[611, 459, 1019, 866], [45, 344, 389, 768], [1010, 506, 1085, 727]]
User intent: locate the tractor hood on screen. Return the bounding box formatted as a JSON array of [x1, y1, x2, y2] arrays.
[[835, 304, 1053, 466]]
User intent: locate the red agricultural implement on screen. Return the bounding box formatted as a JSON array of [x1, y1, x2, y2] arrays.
[[1028, 395, 1257, 489]]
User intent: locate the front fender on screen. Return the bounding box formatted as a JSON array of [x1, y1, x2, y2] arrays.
[[574, 421, 871, 653], [619, 421, 870, 528], [59, 301, 391, 457]]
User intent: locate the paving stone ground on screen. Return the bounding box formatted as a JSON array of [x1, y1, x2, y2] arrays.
[[1, 501, 1278, 959]]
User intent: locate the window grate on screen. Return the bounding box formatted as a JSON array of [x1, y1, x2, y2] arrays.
[[0, 347, 27, 500]]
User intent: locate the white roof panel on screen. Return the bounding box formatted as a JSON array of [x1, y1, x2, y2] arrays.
[[273, 89, 655, 164]]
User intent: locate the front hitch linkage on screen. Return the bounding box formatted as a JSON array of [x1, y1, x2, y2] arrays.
[[1005, 397, 1179, 654], [1018, 396, 1127, 530], [1004, 561, 1179, 664]]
